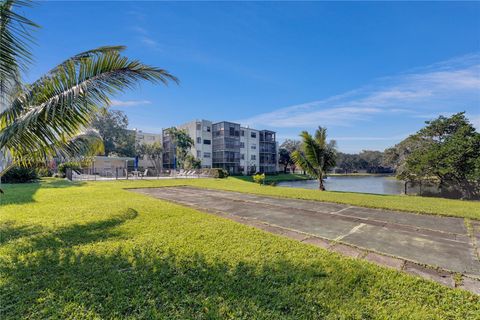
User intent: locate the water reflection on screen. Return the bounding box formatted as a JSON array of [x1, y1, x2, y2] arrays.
[[277, 175, 405, 195]]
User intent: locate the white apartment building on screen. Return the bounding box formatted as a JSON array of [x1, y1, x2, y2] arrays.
[[240, 127, 260, 174], [177, 120, 213, 168]]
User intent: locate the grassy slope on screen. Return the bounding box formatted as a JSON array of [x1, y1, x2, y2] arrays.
[[0, 179, 479, 319]]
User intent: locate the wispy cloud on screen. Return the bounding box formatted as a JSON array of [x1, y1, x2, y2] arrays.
[[240, 53, 480, 129], [110, 99, 151, 107]]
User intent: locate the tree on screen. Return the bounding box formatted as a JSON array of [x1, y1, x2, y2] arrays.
[[278, 148, 291, 173], [0, 1, 178, 180], [280, 139, 301, 173], [91, 109, 135, 157], [358, 150, 383, 173], [291, 127, 337, 190], [399, 113, 480, 199], [136, 141, 163, 172], [164, 127, 194, 169]]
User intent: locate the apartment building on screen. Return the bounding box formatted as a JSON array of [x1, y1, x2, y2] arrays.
[[131, 119, 277, 174], [177, 120, 213, 168], [162, 119, 277, 174], [212, 121, 241, 174], [240, 127, 260, 174], [259, 130, 278, 173]]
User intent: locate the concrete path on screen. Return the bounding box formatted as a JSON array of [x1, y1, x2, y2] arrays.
[[131, 186, 480, 293]]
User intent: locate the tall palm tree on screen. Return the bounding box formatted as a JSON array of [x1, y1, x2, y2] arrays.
[[0, 0, 178, 178], [291, 127, 337, 190]]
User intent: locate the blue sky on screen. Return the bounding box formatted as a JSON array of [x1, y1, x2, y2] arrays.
[[25, 1, 480, 152]]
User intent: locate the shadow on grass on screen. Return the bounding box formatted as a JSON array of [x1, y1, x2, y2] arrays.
[[0, 209, 340, 319], [0, 179, 86, 206]]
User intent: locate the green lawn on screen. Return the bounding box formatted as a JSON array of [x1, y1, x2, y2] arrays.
[[232, 173, 312, 184], [1, 179, 479, 319]]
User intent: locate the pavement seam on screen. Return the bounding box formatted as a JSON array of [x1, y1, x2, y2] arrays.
[[333, 223, 366, 242]]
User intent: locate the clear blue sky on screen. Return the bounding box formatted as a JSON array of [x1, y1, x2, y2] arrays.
[[25, 1, 480, 153]]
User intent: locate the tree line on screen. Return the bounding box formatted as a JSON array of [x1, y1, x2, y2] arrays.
[[280, 112, 479, 199]]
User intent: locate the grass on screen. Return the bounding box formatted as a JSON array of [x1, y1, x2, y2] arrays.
[[0, 178, 479, 319], [233, 173, 312, 184]]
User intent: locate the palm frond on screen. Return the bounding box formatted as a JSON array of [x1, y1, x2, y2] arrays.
[[0, 49, 178, 167], [0, 0, 38, 96]]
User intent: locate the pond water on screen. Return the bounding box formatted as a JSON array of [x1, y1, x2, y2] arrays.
[[277, 175, 405, 195]]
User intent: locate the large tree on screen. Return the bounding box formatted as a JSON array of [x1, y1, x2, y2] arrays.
[[291, 127, 337, 190], [278, 148, 291, 173], [280, 139, 301, 173], [399, 112, 480, 199], [91, 109, 135, 157], [0, 1, 178, 179]]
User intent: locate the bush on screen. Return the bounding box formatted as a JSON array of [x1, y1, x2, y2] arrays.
[[57, 162, 81, 177], [201, 168, 229, 178], [1, 167, 39, 183], [36, 167, 53, 177], [252, 173, 265, 185]]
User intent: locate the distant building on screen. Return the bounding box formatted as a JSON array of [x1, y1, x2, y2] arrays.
[[130, 120, 278, 175], [163, 119, 277, 175], [177, 119, 213, 168]]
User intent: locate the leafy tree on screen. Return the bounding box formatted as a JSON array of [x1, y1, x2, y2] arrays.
[[291, 127, 337, 190], [278, 148, 291, 173], [0, 1, 178, 181], [383, 135, 425, 176], [399, 112, 480, 199], [280, 139, 301, 173], [358, 150, 383, 173], [136, 141, 163, 172], [91, 109, 136, 157], [164, 127, 194, 169]]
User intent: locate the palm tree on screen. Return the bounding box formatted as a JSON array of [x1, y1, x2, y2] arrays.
[[291, 127, 337, 190], [164, 127, 194, 169], [0, 1, 178, 179]]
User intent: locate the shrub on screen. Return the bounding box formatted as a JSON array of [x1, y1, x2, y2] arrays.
[[201, 168, 229, 178], [1, 167, 39, 183], [252, 173, 266, 185], [36, 167, 53, 177], [57, 162, 82, 177]]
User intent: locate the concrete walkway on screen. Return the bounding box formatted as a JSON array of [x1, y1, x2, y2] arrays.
[[131, 186, 480, 294]]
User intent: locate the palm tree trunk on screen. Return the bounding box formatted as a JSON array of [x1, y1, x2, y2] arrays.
[[318, 176, 325, 191]]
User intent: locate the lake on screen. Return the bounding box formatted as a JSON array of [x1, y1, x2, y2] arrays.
[[277, 175, 405, 195]]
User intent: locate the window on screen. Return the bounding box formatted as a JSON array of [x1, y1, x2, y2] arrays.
[[196, 123, 201, 130], [251, 155, 256, 160], [251, 132, 256, 138], [241, 154, 245, 160], [251, 145, 256, 150], [197, 137, 201, 144], [241, 130, 244, 136], [240, 142, 245, 148], [197, 150, 201, 158], [205, 126, 211, 132], [204, 152, 211, 158], [229, 127, 235, 136], [203, 139, 211, 145]]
